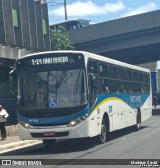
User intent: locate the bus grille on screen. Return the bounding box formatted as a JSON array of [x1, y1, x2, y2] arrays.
[[30, 122, 69, 127], [22, 111, 74, 118]]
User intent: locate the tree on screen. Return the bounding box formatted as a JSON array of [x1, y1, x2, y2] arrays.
[[50, 25, 74, 50]]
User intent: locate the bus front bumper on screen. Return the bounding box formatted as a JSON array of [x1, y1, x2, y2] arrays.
[[18, 120, 90, 140]]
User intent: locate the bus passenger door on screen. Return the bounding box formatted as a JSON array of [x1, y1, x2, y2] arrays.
[[88, 73, 99, 136], [88, 74, 98, 108]]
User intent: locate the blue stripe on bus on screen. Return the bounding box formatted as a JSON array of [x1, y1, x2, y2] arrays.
[[92, 93, 150, 113], [17, 106, 89, 125], [17, 94, 150, 125]]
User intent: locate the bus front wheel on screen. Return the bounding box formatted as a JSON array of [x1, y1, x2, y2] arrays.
[[96, 118, 108, 144], [43, 139, 56, 148]]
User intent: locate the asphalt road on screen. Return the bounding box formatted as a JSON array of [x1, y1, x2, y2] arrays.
[[1, 111, 160, 168]]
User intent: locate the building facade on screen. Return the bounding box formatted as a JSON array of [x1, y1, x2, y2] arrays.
[[0, 0, 50, 125]]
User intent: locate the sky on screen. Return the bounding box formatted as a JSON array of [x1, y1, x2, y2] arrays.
[[48, 0, 160, 25]]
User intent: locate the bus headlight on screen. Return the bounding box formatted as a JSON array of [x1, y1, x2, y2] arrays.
[[68, 113, 88, 127], [18, 120, 31, 129]]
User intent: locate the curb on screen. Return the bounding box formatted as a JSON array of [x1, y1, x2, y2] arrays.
[[0, 140, 42, 154], [6, 125, 19, 136]]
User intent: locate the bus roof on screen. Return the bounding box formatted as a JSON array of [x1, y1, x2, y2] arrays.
[[20, 50, 150, 73]]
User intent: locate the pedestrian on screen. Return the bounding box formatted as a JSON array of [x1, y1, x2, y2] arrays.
[[154, 96, 158, 109], [0, 105, 9, 140]]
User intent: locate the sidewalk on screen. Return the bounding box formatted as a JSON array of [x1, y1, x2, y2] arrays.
[[0, 135, 41, 154]]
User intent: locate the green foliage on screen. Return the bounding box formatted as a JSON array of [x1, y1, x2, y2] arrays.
[[50, 25, 74, 50]]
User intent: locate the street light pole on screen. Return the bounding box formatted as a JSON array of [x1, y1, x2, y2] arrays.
[[47, 0, 68, 20], [64, 0, 67, 20]]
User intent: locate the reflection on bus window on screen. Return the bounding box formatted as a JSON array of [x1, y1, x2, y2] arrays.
[[19, 72, 48, 109], [48, 69, 87, 108], [19, 69, 87, 109]]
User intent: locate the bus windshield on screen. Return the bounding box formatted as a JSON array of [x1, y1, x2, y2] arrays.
[[18, 69, 87, 110]]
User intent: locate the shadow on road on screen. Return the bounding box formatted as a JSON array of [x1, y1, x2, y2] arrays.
[[108, 126, 146, 141], [2, 125, 148, 156], [152, 109, 160, 115]]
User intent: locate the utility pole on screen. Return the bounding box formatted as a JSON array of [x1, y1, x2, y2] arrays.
[[47, 0, 68, 20], [64, 0, 67, 20]]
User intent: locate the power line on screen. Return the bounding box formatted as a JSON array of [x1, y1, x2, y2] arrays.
[[47, 0, 68, 20], [47, 1, 64, 6]]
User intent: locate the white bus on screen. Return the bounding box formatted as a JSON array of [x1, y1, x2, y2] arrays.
[[14, 51, 152, 147]]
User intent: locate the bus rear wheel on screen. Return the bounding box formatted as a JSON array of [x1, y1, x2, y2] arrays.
[[96, 118, 108, 144], [134, 111, 141, 131], [43, 139, 56, 148]]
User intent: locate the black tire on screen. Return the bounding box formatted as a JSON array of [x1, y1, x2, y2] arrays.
[[43, 139, 56, 148], [135, 111, 141, 131], [95, 118, 108, 144]]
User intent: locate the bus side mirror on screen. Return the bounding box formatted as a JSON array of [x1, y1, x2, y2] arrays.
[[9, 69, 17, 95]]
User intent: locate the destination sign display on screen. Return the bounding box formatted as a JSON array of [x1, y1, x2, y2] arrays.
[[31, 56, 69, 65], [17, 53, 84, 68]]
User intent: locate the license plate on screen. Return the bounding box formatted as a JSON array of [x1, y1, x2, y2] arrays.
[[43, 131, 55, 137]]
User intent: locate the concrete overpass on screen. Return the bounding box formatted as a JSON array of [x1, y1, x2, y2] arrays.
[[68, 10, 160, 65]]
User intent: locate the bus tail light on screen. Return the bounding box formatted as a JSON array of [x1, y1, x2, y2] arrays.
[[68, 113, 88, 127]]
